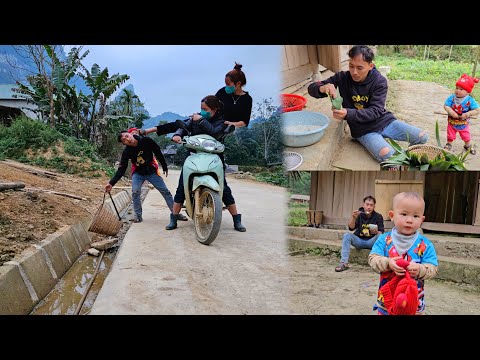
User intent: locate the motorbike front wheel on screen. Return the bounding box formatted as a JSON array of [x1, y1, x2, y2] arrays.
[[194, 187, 222, 245]]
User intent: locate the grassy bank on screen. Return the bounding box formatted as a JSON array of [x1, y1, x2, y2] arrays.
[[288, 202, 308, 226], [0, 117, 115, 177], [375, 55, 479, 100]]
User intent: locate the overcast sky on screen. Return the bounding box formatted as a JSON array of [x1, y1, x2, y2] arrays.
[[65, 45, 281, 118]]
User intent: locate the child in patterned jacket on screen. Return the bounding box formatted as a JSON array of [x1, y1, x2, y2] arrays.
[[443, 74, 480, 155], [368, 192, 438, 315]]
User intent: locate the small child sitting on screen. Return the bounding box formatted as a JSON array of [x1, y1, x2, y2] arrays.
[[443, 74, 480, 155]]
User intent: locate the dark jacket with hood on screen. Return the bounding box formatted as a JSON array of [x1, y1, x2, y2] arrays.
[[308, 66, 396, 138], [109, 135, 167, 186], [173, 112, 226, 141]]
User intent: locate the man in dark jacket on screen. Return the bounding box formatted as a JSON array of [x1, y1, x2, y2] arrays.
[[335, 195, 384, 272], [105, 131, 176, 223], [308, 45, 428, 166]]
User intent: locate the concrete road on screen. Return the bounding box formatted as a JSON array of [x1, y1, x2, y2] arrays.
[[91, 170, 290, 314]]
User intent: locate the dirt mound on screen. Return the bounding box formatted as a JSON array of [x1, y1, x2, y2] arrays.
[[0, 161, 130, 265]]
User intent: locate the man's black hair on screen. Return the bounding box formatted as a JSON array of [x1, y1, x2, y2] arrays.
[[118, 130, 128, 143], [363, 195, 376, 204], [348, 45, 375, 63]]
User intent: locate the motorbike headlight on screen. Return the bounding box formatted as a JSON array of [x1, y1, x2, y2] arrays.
[[200, 139, 217, 151], [186, 138, 200, 147], [216, 144, 225, 152]]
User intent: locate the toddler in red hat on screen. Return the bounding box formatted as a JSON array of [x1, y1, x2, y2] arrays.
[[368, 192, 438, 315], [443, 74, 480, 154]]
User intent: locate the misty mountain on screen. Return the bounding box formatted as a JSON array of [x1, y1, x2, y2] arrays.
[[0, 45, 90, 94], [143, 112, 189, 129]]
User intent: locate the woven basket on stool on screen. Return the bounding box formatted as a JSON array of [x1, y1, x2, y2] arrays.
[[406, 144, 453, 161], [88, 193, 122, 236]]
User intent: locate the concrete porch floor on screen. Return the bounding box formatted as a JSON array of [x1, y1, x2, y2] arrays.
[[283, 88, 380, 171]]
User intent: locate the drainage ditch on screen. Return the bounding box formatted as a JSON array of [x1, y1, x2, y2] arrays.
[[29, 188, 150, 315]]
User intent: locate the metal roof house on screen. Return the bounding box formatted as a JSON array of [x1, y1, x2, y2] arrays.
[[0, 84, 39, 126]]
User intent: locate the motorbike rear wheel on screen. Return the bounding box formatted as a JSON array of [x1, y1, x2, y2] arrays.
[[194, 187, 222, 245]]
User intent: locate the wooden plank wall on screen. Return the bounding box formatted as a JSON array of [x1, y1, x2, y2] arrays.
[[309, 171, 480, 228], [339, 45, 351, 70], [281, 45, 314, 93], [281, 45, 353, 93], [424, 172, 479, 225], [310, 171, 425, 221], [374, 180, 425, 219], [317, 45, 339, 72], [316, 45, 351, 73], [475, 179, 480, 226]]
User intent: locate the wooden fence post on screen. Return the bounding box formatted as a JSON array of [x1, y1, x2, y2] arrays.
[[314, 210, 324, 228], [306, 210, 314, 227]]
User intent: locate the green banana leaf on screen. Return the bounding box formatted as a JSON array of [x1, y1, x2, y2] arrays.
[[328, 86, 343, 110], [435, 120, 442, 147], [387, 138, 406, 155]]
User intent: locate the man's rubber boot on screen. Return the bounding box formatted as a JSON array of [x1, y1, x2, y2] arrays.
[[165, 213, 178, 230], [232, 214, 246, 232]]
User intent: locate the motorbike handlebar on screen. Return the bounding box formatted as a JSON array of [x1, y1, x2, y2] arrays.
[[224, 124, 235, 135]]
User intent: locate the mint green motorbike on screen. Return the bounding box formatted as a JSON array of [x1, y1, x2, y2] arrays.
[[177, 123, 234, 245]]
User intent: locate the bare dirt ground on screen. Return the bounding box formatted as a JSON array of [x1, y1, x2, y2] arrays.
[[388, 80, 480, 170], [0, 161, 131, 265], [0, 160, 267, 267], [289, 253, 480, 315], [330, 79, 480, 170]]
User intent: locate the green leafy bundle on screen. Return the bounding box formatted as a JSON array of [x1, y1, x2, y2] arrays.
[[327, 86, 343, 110], [380, 121, 469, 171]]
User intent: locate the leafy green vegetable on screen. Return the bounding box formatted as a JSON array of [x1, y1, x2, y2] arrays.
[[380, 121, 470, 171]]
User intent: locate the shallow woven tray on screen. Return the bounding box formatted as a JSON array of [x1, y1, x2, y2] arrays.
[[283, 151, 303, 171], [406, 144, 454, 161]]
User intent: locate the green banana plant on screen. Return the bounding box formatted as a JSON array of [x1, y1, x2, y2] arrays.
[[80, 63, 129, 144]]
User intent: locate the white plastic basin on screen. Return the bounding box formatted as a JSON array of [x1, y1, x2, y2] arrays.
[[281, 110, 330, 147]]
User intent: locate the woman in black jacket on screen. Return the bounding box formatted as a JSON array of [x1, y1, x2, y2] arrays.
[[166, 95, 246, 233]]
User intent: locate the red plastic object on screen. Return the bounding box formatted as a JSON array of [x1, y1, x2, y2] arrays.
[[281, 93, 307, 112]]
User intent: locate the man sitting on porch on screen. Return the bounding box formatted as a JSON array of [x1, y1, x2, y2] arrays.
[[308, 45, 428, 169], [335, 195, 384, 272]]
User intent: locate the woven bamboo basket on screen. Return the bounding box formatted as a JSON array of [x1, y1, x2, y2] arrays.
[[88, 193, 122, 236], [406, 144, 453, 161]]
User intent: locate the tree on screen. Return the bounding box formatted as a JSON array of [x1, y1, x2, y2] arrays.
[[79, 63, 129, 147], [107, 87, 150, 130], [10, 45, 64, 127], [51, 46, 90, 130], [10, 45, 92, 139], [252, 98, 282, 165], [117, 88, 138, 116], [224, 134, 260, 165]]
